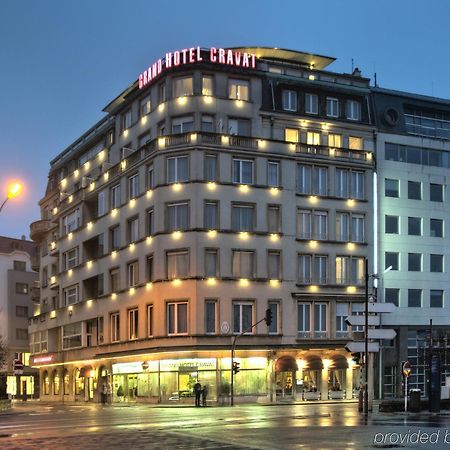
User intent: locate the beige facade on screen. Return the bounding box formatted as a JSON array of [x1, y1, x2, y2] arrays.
[[29, 47, 375, 403]]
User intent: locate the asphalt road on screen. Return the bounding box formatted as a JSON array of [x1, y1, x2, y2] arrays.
[[1, 402, 450, 449]]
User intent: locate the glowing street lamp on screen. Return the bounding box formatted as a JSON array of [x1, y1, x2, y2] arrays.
[[0, 182, 23, 213]]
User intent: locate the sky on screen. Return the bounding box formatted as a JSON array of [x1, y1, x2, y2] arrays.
[[0, 0, 449, 239]]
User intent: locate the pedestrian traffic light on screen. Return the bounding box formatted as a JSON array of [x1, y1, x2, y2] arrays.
[[351, 352, 361, 365], [265, 308, 273, 326], [232, 361, 240, 374]]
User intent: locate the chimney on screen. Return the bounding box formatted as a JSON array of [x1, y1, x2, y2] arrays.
[[352, 67, 362, 77]]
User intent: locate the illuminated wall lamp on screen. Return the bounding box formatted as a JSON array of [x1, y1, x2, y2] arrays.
[[111, 250, 117, 259], [207, 278, 217, 286], [221, 136, 229, 145], [111, 208, 118, 217], [239, 232, 249, 240], [89, 182, 95, 192], [269, 233, 280, 242], [172, 231, 182, 240], [84, 161, 91, 171], [239, 278, 249, 287], [177, 96, 187, 105], [86, 299, 93, 307], [203, 96, 213, 104], [207, 182, 216, 191], [74, 169, 80, 178], [121, 160, 127, 170], [172, 183, 182, 192], [104, 171, 110, 181], [269, 279, 280, 287], [347, 286, 357, 293], [146, 190, 153, 198], [258, 139, 266, 149], [86, 260, 93, 269], [98, 150, 106, 161], [145, 282, 153, 290], [68, 269, 73, 277], [111, 293, 117, 300], [309, 285, 319, 293], [289, 143, 296, 152], [309, 195, 318, 204], [190, 133, 197, 142], [129, 199, 136, 208], [141, 116, 148, 125], [129, 287, 135, 295], [146, 236, 153, 244], [347, 199, 355, 207], [239, 184, 249, 193], [173, 278, 181, 286], [68, 195, 73, 204], [207, 230, 217, 238], [129, 243, 136, 251], [53, 207, 58, 215], [87, 221, 93, 230], [235, 100, 244, 108], [270, 187, 279, 196], [158, 137, 166, 148], [309, 240, 318, 249], [68, 305, 73, 316], [67, 232, 73, 240], [347, 242, 356, 251], [123, 129, 129, 138], [158, 103, 165, 112], [61, 178, 67, 188]]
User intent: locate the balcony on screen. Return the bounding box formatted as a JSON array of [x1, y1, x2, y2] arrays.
[[31, 282, 40, 303], [30, 220, 52, 242]]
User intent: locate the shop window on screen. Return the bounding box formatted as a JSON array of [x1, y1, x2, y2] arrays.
[[52, 370, 60, 395], [43, 371, 49, 395], [63, 369, 70, 395]]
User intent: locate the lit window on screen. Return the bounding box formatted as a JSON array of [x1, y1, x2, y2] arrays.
[[285, 128, 299, 143], [328, 133, 342, 148], [307, 131, 321, 146], [326, 97, 339, 118], [202, 75, 214, 95], [348, 136, 363, 150], [229, 79, 249, 101], [174, 76, 193, 97]]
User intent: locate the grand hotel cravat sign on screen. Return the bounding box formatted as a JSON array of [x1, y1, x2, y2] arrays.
[[138, 46, 257, 89]]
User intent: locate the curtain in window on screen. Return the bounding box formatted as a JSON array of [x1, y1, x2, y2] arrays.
[[268, 207, 279, 233], [204, 203, 217, 229], [297, 210, 311, 239], [205, 251, 217, 277], [231, 206, 253, 231], [268, 252, 280, 279], [297, 255, 311, 283], [204, 155, 217, 181], [167, 252, 188, 278], [297, 165, 311, 194], [177, 303, 187, 333], [232, 251, 253, 278]]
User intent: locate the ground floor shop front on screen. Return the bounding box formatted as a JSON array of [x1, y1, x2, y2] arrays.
[[31, 349, 362, 404]]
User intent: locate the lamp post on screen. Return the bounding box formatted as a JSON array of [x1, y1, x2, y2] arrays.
[[0, 182, 23, 213]]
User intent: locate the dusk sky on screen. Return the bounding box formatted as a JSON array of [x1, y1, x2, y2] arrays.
[[1, 0, 449, 239]]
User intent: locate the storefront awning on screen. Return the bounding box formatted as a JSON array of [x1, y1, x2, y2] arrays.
[[275, 356, 298, 372]]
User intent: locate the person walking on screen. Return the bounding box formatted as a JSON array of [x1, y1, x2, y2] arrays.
[[201, 384, 208, 406], [193, 381, 202, 407]]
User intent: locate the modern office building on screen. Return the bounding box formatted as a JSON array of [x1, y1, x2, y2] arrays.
[[0, 236, 39, 399], [29, 46, 375, 403], [372, 88, 450, 399]]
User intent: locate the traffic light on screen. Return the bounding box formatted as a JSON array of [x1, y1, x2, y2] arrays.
[[351, 352, 361, 365], [232, 361, 240, 374], [265, 308, 273, 326]]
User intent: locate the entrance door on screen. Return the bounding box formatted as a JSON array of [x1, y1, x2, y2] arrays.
[[276, 371, 294, 398], [84, 377, 94, 401], [127, 374, 138, 401]]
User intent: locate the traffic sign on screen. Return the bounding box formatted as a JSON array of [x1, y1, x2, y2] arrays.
[[368, 302, 397, 313], [13, 359, 24, 375], [367, 329, 397, 340], [345, 315, 380, 327], [345, 341, 380, 353]]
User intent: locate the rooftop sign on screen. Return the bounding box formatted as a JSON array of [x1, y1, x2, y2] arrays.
[[138, 46, 257, 89]]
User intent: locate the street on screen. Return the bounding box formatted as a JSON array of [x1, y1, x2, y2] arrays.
[[1, 402, 450, 449]]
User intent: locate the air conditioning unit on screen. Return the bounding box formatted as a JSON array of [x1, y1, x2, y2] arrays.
[[121, 147, 134, 159]]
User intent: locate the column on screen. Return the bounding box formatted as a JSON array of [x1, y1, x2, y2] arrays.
[[345, 366, 353, 399], [320, 367, 328, 400]]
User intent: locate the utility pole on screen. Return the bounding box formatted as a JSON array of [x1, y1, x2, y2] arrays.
[[364, 257, 369, 417]]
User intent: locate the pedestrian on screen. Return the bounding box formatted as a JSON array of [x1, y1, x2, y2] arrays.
[[106, 382, 112, 404], [201, 384, 208, 406], [193, 380, 202, 407], [101, 383, 107, 404]]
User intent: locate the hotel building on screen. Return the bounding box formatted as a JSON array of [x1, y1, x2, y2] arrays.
[[29, 47, 375, 403]]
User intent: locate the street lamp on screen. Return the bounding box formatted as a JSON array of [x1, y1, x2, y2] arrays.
[[0, 182, 23, 213]]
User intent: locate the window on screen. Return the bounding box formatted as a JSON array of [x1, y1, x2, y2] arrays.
[[167, 250, 189, 279], [146, 208, 154, 236], [297, 303, 311, 334], [385, 288, 399, 306], [408, 289, 421, 307], [204, 201, 218, 229], [285, 128, 298, 143], [128, 309, 138, 340], [297, 165, 311, 194], [228, 118, 251, 135], [267, 205, 281, 233], [430, 290, 443, 308], [63, 208, 80, 234], [229, 79, 249, 100], [127, 261, 139, 287], [111, 313, 120, 342], [313, 211, 327, 240], [307, 131, 321, 146], [268, 251, 281, 279], [167, 302, 188, 335], [233, 159, 254, 184], [111, 184, 121, 209], [348, 136, 363, 150], [63, 369, 70, 395], [346, 100, 361, 120], [328, 133, 342, 148], [314, 303, 327, 335], [408, 217, 422, 236], [385, 179, 399, 197], [351, 257, 364, 285], [313, 255, 328, 284], [167, 202, 189, 231], [430, 254, 443, 272], [110, 268, 120, 292], [430, 183, 443, 202], [204, 154, 217, 181], [205, 300, 217, 334], [297, 254, 311, 284], [336, 256, 349, 284], [351, 214, 365, 242], [174, 76, 193, 97], [297, 210, 311, 239], [231, 204, 254, 231], [127, 217, 139, 243], [268, 161, 280, 187], [97, 190, 106, 216], [140, 95, 151, 116], [167, 155, 189, 183], [202, 75, 213, 95], [326, 97, 339, 117], [385, 215, 399, 234], [408, 253, 422, 271], [205, 249, 218, 277], [63, 285, 78, 306], [147, 305, 154, 337], [128, 174, 139, 200], [305, 93, 318, 114], [110, 225, 120, 251], [282, 90, 297, 111], [430, 219, 443, 237], [351, 171, 364, 199], [201, 115, 214, 132], [172, 116, 194, 134], [268, 301, 279, 334], [13, 260, 26, 271], [233, 301, 253, 333], [335, 169, 349, 197], [313, 166, 328, 195], [336, 212, 349, 241], [232, 250, 255, 278], [147, 164, 154, 189], [146, 255, 154, 282], [121, 109, 132, 130], [159, 83, 166, 103], [16, 328, 28, 340], [64, 248, 78, 270], [336, 303, 350, 334], [408, 181, 421, 200], [16, 306, 28, 317], [62, 322, 82, 349], [385, 252, 399, 271]]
